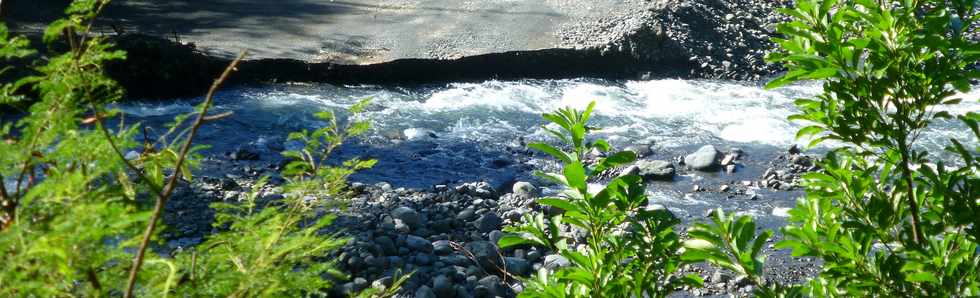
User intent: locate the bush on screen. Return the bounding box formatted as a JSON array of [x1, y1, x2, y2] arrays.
[[500, 102, 703, 297], [690, 0, 979, 296], [0, 1, 382, 296]]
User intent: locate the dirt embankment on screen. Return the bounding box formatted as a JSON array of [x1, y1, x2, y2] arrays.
[[5, 0, 791, 99]]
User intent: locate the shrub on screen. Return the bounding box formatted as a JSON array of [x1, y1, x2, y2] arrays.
[[690, 0, 979, 296], [500, 102, 703, 297], [0, 1, 381, 296]]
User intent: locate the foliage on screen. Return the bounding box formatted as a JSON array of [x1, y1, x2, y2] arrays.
[[282, 99, 376, 198], [0, 1, 382, 296], [500, 102, 703, 297], [138, 100, 380, 297], [690, 0, 980, 297], [682, 209, 800, 297], [0, 1, 151, 295]]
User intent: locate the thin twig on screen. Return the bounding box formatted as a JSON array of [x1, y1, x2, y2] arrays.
[[123, 52, 246, 298], [91, 104, 164, 198]]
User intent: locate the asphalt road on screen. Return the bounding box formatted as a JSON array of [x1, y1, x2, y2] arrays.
[[5, 0, 656, 64]]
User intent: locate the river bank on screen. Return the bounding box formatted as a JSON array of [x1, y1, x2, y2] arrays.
[[6, 0, 792, 99]]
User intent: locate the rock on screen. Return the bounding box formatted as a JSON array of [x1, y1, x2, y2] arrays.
[[526, 250, 542, 262], [720, 153, 736, 166], [415, 285, 437, 298], [394, 220, 412, 233], [433, 275, 455, 298], [376, 236, 397, 256], [223, 191, 240, 201], [512, 181, 539, 199], [457, 208, 476, 221], [353, 277, 368, 291], [464, 241, 503, 270], [730, 147, 744, 159], [634, 160, 675, 181], [478, 275, 506, 297], [230, 148, 260, 161], [433, 240, 454, 255], [489, 230, 504, 244], [788, 144, 801, 155], [725, 164, 737, 174], [685, 145, 721, 171], [624, 144, 653, 158], [719, 185, 731, 192], [477, 213, 503, 233], [505, 257, 531, 276], [543, 254, 571, 270], [618, 165, 641, 177], [406, 235, 434, 253], [220, 178, 239, 191], [391, 207, 422, 229], [711, 269, 732, 283], [405, 128, 438, 140]]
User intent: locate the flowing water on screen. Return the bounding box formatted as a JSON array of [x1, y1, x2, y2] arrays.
[[118, 79, 979, 227]]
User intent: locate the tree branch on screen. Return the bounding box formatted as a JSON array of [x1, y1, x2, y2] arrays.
[[123, 52, 246, 298]]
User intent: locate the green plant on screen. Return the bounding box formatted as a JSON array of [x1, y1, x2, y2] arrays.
[[140, 100, 380, 297], [682, 209, 801, 297], [0, 1, 155, 295], [1, 1, 383, 296], [500, 102, 702, 297], [689, 0, 979, 297], [281, 99, 376, 197]]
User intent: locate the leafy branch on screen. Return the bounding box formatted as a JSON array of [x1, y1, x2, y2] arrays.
[[123, 52, 246, 298]]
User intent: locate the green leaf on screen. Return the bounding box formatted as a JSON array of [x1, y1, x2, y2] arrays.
[[528, 142, 573, 163], [538, 198, 580, 214], [497, 234, 531, 248], [563, 162, 588, 194], [906, 272, 940, 284]]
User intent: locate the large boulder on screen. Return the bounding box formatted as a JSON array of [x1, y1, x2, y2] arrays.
[[684, 145, 721, 171]]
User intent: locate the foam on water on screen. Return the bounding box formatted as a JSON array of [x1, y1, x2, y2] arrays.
[[120, 79, 975, 152], [112, 78, 976, 221]]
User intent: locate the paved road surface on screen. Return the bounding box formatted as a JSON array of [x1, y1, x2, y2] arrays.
[[6, 0, 655, 64]]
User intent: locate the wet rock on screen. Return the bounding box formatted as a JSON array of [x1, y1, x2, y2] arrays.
[[406, 235, 434, 253], [720, 153, 736, 166], [505, 257, 531, 276], [788, 144, 801, 155], [624, 144, 654, 158], [478, 275, 507, 297], [634, 160, 676, 181], [391, 206, 422, 229], [464, 241, 503, 270], [512, 181, 539, 199], [477, 213, 503, 233], [489, 230, 504, 244], [543, 254, 571, 270], [415, 285, 437, 298], [433, 240, 453, 255], [685, 145, 721, 171], [230, 148, 260, 161], [374, 236, 398, 256], [433, 275, 455, 298], [404, 128, 438, 141], [457, 208, 476, 221]]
